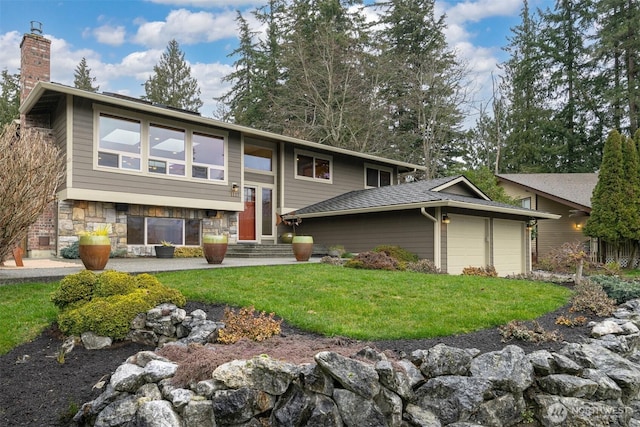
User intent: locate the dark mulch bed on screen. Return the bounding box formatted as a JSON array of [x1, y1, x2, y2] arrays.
[[0, 299, 600, 427]]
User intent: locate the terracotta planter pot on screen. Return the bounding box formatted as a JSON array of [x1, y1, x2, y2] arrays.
[[292, 235, 313, 261], [78, 235, 111, 270], [203, 234, 228, 264]]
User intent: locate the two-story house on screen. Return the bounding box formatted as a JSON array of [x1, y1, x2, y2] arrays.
[[18, 28, 559, 275]]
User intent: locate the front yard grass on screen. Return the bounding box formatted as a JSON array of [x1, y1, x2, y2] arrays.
[[0, 263, 572, 355]]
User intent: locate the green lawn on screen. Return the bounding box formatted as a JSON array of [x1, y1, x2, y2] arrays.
[[0, 264, 572, 355]]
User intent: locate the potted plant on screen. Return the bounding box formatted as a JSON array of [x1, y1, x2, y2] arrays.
[[78, 225, 112, 270], [154, 241, 175, 259], [203, 234, 228, 264], [292, 235, 314, 261]]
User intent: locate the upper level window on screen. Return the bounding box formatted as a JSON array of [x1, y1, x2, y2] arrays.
[[245, 146, 273, 171], [296, 150, 332, 182], [192, 132, 224, 181], [95, 110, 227, 183], [98, 114, 141, 170], [149, 124, 185, 176], [521, 197, 531, 209], [365, 165, 392, 187]]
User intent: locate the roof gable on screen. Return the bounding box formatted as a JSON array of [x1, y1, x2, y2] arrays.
[[497, 173, 596, 211]]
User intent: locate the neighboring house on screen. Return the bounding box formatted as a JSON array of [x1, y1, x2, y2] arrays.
[[496, 173, 597, 262], [18, 29, 425, 258], [282, 176, 560, 276]]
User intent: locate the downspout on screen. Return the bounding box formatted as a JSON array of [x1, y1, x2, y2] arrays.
[[421, 207, 441, 269]]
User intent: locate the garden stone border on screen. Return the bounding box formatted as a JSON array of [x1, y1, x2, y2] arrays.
[[74, 299, 640, 426]]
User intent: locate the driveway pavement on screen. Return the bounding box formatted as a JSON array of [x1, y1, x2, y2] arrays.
[[0, 256, 320, 285]]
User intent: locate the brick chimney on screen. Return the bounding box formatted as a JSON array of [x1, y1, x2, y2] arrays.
[[20, 21, 51, 105]]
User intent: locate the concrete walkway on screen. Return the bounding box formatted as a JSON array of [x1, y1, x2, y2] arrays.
[[0, 256, 321, 285]]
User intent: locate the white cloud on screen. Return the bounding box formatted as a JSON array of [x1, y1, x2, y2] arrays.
[[148, 0, 260, 7], [0, 31, 21, 72], [442, 0, 522, 25], [132, 8, 238, 48], [93, 25, 127, 46]]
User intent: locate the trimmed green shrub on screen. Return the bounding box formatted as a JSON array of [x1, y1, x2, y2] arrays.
[[590, 275, 640, 304], [345, 251, 399, 270], [174, 246, 203, 258], [54, 270, 186, 340], [135, 273, 163, 289], [50, 270, 98, 309], [372, 245, 419, 263], [93, 270, 137, 297]]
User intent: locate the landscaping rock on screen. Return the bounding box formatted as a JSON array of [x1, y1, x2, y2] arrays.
[[76, 298, 640, 426]]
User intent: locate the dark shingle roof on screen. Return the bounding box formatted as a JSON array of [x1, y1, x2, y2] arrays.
[[286, 176, 552, 218], [497, 173, 597, 209]]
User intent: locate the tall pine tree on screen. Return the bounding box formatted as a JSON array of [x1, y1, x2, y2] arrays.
[[144, 39, 203, 112], [500, 0, 556, 172], [73, 57, 99, 92], [376, 0, 466, 178]]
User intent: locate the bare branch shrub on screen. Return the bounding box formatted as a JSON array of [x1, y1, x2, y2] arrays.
[[0, 122, 64, 263]]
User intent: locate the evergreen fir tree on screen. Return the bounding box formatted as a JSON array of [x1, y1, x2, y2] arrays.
[[73, 57, 99, 92], [584, 130, 627, 258], [144, 39, 203, 112]]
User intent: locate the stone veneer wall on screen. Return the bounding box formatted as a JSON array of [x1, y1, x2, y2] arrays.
[[57, 200, 238, 257]]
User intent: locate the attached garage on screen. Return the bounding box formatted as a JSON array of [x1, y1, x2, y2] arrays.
[[446, 214, 489, 275], [283, 176, 560, 276], [492, 219, 526, 276]]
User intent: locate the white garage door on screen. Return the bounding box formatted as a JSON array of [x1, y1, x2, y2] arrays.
[[493, 219, 525, 276], [447, 214, 489, 275]]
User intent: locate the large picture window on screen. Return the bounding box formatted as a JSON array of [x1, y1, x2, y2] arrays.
[[192, 132, 224, 181], [98, 114, 141, 170], [96, 111, 227, 183], [295, 150, 332, 182], [127, 217, 201, 245]]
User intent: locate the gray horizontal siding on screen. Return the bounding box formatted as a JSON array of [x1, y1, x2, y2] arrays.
[[282, 145, 397, 209], [295, 209, 434, 260], [245, 171, 275, 185], [70, 98, 242, 204]]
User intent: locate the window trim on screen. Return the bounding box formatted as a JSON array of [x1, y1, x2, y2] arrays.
[[294, 149, 333, 184], [364, 163, 394, 188], [93, 106, 229, 186]]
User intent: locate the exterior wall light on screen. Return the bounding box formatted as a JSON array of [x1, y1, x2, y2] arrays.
[[231, 182, 239, 196], [442, 214, 450, 224]]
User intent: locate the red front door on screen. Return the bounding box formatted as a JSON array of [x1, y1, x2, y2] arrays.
[[239, 187, 256, 240]]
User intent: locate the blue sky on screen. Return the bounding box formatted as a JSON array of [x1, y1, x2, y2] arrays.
[[0, 0, 552, 122]]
